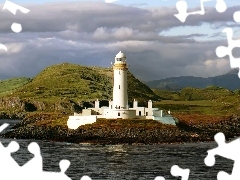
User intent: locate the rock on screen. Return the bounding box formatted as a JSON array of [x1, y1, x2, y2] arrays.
[[3, 114, 240, 144]]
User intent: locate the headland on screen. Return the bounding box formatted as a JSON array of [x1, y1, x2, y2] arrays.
[[0, 61, 240, 144]]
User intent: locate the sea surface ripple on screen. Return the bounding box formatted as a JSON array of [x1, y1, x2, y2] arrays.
[[0, 120, 234, 180]]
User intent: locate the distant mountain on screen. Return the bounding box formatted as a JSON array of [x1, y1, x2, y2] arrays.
[[146, 69, 240, 91]]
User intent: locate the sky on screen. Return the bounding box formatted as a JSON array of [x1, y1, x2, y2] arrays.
[[0, 0, 240, 81]]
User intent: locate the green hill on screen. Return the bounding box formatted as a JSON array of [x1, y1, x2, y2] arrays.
[[152, 86, 239, 116], [153, 86, 235, 101], [0, 77, 31, 95], [1, 63, 239, 117], [0, 63, 160, 114]]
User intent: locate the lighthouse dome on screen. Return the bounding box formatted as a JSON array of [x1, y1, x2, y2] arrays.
[[116, 51, 126, 58]]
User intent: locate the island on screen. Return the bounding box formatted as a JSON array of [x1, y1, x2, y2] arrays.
[[0, 52, 240, 144]]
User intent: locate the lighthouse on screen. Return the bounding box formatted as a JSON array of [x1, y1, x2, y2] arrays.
[[112, 51, 128, 109], [67, 50, 177, 128]]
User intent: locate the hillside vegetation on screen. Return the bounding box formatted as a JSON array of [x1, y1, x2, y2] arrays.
[[153, 86, 236, 101], [153, 86, 240, 116], [11, 63, 159, 101], [0, 63, 240, 117], [0, 77, 31, 95], [2, 67, 240, 144], [0, 63, 160, 114]]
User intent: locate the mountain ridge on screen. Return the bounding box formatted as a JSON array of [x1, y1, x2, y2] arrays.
[[145, 69, 240, 91]]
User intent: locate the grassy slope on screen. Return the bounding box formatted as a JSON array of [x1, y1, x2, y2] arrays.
[[1, 63, 159, 110], [0, 77, 31, 95], [0, 64, 239, 117], [153, 86, 240, 116]]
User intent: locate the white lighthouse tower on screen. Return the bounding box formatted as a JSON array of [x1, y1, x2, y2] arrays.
[[103, 51, 136, 119], [67, 50, 177, 128], [113, 51, 128, 109]]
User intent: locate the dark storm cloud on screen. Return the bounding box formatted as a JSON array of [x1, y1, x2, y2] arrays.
[[0, 1, 236, 81]]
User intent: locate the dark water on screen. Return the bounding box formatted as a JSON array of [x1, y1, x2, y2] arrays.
[[0, 120, 234, 180]]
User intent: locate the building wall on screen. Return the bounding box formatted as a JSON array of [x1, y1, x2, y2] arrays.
[[130, 107, 143, 116], [129, 107, 163, 117], [145, 108, 153, 116], [82, 109, 92, 116], [104, 109, 136, 119], [133, 100, 138, 108], [67, 116, 97, 129], [89, 107, 109, 115], [153, 110, 163, 117]]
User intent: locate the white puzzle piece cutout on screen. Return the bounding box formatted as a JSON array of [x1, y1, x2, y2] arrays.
[[2, 0, 30, 33], [215, 28, 240, 78], [154, 165, 190, 180], [174, 0, 227, 23], [205, 132, 240, 180], [3, 0, 30, 15], [233, 11, 240, 23], [0, 123, 92, 180], [0, 44, 8, 51]]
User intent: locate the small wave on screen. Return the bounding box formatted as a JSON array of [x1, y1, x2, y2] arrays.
[[106, 145, 127, 152]]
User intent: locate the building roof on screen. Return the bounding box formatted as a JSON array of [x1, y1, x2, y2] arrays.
[[116, 51, 126, 58]]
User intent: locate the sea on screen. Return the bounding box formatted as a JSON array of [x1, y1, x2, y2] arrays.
[[0, 120, 234, 180]]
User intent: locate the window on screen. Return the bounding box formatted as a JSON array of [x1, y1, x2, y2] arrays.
[[146, 112, 148, 116], [119, 85, 120, 89], [118, 112, 120, 116], [139, 111, 141, 116], [119, 106, 120, 109]]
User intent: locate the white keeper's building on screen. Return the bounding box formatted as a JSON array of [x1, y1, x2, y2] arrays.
[[67, 51, 177, 129]]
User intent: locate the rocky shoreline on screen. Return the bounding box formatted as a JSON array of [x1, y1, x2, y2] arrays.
[[2, 113, 240, 144], [0, 111, 26, 120]]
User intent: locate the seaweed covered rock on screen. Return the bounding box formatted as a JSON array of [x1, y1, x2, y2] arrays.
[[3, 113, 240, 144]]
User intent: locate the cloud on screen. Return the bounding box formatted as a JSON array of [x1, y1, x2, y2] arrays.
[[0, 1, 236, 81], [105, 0, 118, 3]]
